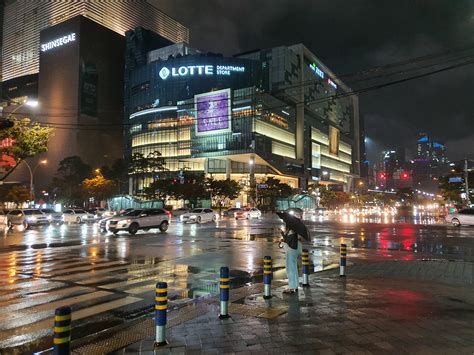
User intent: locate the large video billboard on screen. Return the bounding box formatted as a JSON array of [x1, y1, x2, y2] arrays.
[[195, 89, 231, 136]]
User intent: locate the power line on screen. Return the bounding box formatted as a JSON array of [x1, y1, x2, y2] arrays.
[[3, 49, 474, 132]]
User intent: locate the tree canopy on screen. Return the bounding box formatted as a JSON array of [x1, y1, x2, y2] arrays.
[[0, 118, 54, 180]]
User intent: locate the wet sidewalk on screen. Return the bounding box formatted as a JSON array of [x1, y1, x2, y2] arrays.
[[78, 260, 474, 354]]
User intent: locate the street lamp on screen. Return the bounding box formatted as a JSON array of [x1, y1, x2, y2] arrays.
[[23, 159, 47, 202]]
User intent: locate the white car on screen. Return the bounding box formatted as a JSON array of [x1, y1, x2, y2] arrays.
[[446, 209, 474, 226], [0, 210, 8, 231], [180, 208, 218, 223], [234, 208, 261, 220], [107, 208, 171, 235], [62, 209, 96, 223]]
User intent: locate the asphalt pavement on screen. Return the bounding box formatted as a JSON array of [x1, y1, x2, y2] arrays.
[[0, 215, 473, 353]]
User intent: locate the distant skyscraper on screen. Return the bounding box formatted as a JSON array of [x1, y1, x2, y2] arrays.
[[2, 0, 189, 82], [414, 133, 448, 192], [417, 133, 447, 163]]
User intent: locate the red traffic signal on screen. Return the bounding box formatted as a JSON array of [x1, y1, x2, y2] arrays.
[[378, 172, 386, 180], [401, 171, 410, 179]]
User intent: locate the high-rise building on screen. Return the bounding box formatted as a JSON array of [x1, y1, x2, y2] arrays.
[[417, 133, 447, 163], [123, 40, 360, 203], [2, 0, 189, 83], [413, 133, 449, 192]]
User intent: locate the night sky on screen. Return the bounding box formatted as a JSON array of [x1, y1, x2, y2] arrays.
[[153, 0, 474, 163]]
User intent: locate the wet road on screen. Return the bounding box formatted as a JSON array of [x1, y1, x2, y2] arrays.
[[0, 216, 473, 352]]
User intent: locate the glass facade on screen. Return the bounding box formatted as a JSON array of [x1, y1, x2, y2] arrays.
[[126, 43, 360, 194], [2, 0, 189, 82]]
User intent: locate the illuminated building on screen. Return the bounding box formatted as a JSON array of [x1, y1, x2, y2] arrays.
[[2, 0, 188, 83], [125, 39, 361, 201]]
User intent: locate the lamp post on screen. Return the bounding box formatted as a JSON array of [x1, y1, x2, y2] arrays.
[[23, 159, 47, 202]]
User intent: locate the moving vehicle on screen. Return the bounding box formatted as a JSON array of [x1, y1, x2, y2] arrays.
[[235, 208, 261, 220], [446, 209, 474, 226], [40, 208, 64, 224], [98, 209, 131, 232], [223, 207, 242, 217], [172, 208, 191, 217], [285, 208, 304, 219], [107, 208, 171, 235], [7, 209, 50, 228], [62, 209, 96, 223], [0, 210, 8, 231], [180, 208, 218, 223]]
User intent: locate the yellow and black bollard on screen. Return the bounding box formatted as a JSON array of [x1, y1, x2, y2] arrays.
[[302, 249, 310, 287], [263, 256, 273, 299], [53, 306, 71, 355], [340, 244, 347, 277], [219, 266, 230, 319], [155, 281, 168, 346]]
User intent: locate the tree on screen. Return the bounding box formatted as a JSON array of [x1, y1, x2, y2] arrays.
[[129, 151, 167, 195], [258, 177, 293, 211], [5, 186, 31, 206], [319, 187, 351, 209], [101, 158, 128, 193], [0, 118, 54, 180], [439, 176, 463, 204], [207, 178, 241, 210], [51, 156, 92, 205], [82, 173, 117, 204]]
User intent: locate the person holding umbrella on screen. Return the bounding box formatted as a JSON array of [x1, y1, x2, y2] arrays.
[[276, 211, 310, 294]]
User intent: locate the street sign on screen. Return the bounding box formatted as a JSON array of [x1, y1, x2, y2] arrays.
[[257, 184, 268, 189]]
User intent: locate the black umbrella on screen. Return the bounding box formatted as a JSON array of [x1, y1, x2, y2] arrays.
[[276, 211, 310, 241]]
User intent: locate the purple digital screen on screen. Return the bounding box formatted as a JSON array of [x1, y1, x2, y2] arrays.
[[195, 89, 230, 134]]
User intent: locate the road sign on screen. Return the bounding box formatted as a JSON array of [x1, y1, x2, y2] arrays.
[[257, 184, 268, 189]]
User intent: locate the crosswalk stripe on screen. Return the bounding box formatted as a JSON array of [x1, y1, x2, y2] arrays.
[[44, 260, 128, 277], [52, 264, 132, 281], [0, 290, 114, 328], [0, 296, 142, 345], [0, 286, 89, 312]]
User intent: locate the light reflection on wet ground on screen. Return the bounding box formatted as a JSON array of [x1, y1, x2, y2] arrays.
[[0, 216, 473, 351]]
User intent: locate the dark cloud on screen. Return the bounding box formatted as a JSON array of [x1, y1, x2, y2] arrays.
[[152, 0, 474, 160]]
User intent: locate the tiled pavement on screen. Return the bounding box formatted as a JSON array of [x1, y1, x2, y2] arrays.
[[106, 260, 474, 354]]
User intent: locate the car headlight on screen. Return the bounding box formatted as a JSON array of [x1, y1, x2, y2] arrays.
[[27, 216, 37, 222], [47, 215, 52, 221], [180, 216, 184, 221]]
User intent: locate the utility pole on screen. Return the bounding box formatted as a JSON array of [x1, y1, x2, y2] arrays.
[[465, 159, 471, 206]]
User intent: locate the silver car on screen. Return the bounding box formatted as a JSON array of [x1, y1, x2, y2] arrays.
[[7, 209, 50, 229], [446, 209, 474, 226]]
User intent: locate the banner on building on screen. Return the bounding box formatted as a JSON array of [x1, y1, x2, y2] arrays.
[[195, 88, 231, 136]]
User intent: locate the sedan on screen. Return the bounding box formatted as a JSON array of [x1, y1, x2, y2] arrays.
[[446, 209, 474, 226], [7, 209, 50, 229], [223, 207, 242, 217], [235, 208, 261, 220], [62, 209, 96, 223], [180, 208, 218, 223], [41, 208, 64, 225]]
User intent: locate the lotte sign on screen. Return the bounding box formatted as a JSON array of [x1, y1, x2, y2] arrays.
[[159, 65, 245, 80]]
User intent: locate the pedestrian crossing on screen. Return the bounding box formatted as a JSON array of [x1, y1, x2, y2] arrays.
[[0, 246, 218, 351]]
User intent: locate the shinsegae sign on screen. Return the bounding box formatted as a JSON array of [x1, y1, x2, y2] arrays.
[[159, 64, 245, 80], [41, 33, 76, 52]]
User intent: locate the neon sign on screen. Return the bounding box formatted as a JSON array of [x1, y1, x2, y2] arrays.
[[41, 33, 76, 52], [159, 65, 245, 80], [327, 78, 337, 89], [309, 63, 325, 79]]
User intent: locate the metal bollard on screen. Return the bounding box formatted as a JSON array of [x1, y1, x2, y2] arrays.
[[155, 282, 168, 346], [302, 249, 310, 287], [263, 256, 273, 299], [340, 244, 347, 277], [219, 266, 230, 319], [53, 306, 71, 355]]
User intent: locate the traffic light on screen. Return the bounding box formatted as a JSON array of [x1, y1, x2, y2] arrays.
[[0, 120, 14, 130], [378, 172, 386, 180], [401, 171, 410, 180]]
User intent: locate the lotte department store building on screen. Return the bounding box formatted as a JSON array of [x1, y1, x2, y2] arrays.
[[125, 37, 361, 201]]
